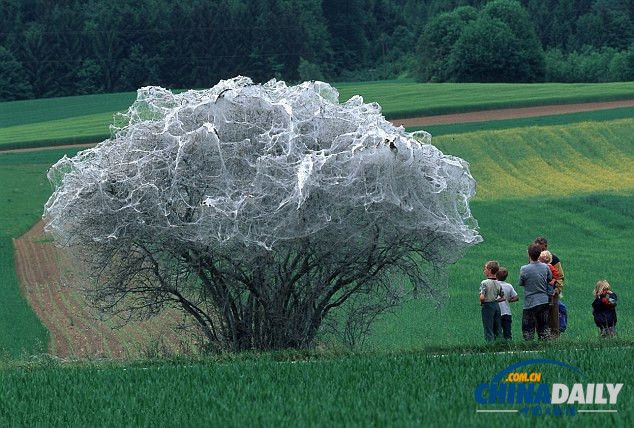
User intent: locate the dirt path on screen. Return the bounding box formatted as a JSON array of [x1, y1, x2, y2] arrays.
[[14, 220, 197, 359], [395, 99, 634, 127]]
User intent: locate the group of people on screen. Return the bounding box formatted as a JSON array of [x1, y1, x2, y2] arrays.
[[479, 236, 618, 342]]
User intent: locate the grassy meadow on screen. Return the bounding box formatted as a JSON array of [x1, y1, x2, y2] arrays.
[[0, 346, 631, 427], [0, 85, 633, 426]]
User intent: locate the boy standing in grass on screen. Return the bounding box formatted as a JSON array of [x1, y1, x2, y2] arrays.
[[480, 260, 505, 342], [496, 267, 519, 340]]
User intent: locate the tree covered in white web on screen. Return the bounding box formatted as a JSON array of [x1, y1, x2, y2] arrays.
[[44, 77, 481, 351]]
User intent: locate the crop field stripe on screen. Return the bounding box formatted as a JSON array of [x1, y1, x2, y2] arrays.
[[55, 265, 132, 358], [116, 322, 155, 357], [3, 82, 634, 127], [0, 113, 113, 149], [432, 118, 634, 200], [14, 231, 84, 358], [0, 149, 86, 357], [0, 92, 136, 128], [102, 319, 137, 359], [43, 280, 84, 357], [3, 238, 49, 356]]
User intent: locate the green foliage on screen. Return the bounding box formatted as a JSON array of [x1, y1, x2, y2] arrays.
[[416, 0, 634, 83], [573, 0, 633, 50], [417, 0, 545, 82], [481, 0, 545, 81], [0, 46, 33, 100], [74, 59, 104, 95], [0, 0, 423, 100], [297, 58, 325, 81], [523, 0, 633, 51], [545, 45, 634, 82], [416, 6, 478, 82], [447, 15, 520, 82], [119, 44, 160, 90]]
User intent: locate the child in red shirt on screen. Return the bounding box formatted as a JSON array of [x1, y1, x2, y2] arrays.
[[592, 280, 618, 338]]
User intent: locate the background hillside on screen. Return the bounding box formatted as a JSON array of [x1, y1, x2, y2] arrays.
[[2, 0, 634, 101]]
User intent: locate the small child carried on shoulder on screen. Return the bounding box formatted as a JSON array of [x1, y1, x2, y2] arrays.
[[539, 250, 558, 306]]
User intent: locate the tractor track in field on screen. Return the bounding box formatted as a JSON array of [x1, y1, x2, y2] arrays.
[[394, 98, 634, 127], [8, 98, 634, 359], [14, 221, 198, 359]]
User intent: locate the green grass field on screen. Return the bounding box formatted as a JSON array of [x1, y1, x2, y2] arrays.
[[0, 345, 630, 427], [366, 192, 634, 352], [2, 81, 634, 150], [0, 85, 633, 425]]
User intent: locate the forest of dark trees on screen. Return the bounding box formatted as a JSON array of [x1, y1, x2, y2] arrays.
[[1, 0, 633, 101]]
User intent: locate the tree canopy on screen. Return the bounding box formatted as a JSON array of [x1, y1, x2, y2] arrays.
[[418, 0, 545, 82], [1, 0, 634, 100], [43, 77, 481, 351]]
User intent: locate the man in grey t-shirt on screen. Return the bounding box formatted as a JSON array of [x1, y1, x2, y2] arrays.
[[518, 243, 552, 340]]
